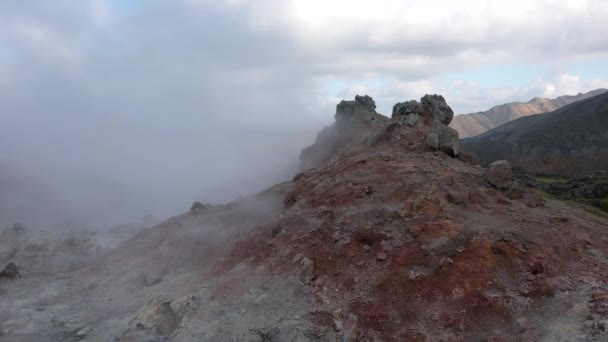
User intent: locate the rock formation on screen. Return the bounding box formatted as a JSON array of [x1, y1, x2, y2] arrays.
[[190, 201, 210, 214], [486, 160, 513, 189], [299, 95, 389, 170], [300, 94, 460, 169]]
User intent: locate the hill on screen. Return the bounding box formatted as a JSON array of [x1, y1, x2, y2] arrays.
[[451, 89, 607, 138], [2, 95, 608, 341], [461, 91, 608, 177]]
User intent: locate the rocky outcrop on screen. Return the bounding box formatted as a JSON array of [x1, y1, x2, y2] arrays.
[[190, 201, 211, 214], [391, 94, 459, 156], [299, 95, 389, 170], [426, 126, 460, 157], [392, 94, 454, 127], [421, 94, 454, 125], [300, 94, 460, 169]]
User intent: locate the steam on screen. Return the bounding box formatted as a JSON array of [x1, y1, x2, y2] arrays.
[[0, 2, 331, 231]]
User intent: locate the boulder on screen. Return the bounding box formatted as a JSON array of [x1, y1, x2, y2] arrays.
[[487, 160, 513, 189], [392, 100, 423, 127], [335, 95, 383, 125], [190, 201, 210, 214], [427, 125, 460, 157], [421, 94, 454, 125]]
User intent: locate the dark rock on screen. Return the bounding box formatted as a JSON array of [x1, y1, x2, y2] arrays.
[[0, 262, 21, 279], [427, 125, 460, 157], [300, 95, 389, 170], [421, 94, 454, 125], [487, 160, 513, 189], [392, 100, 423, 127], [190, 201, 210, 214], [355, 95, 376, 110]]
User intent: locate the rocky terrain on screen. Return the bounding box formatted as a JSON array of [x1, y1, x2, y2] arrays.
[[516, 171, 608, 214], [451, 89, 607, 138], [461, 91, 608, 177], [2, 94, 608, 341]]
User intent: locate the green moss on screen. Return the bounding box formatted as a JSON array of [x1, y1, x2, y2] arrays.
[[568, 197, 608, 217], [534, 176, 568, 184]]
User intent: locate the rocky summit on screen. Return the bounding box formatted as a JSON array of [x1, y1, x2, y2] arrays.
[[2, 95, 608, 341]]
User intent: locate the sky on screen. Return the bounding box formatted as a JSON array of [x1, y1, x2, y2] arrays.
[[1, 0, 608, 229]]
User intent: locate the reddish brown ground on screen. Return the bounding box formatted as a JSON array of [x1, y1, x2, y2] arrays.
[[202, 136, 608, 340]]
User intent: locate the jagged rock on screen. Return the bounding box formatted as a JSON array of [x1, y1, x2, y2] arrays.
[[427, 125, 460, 157], [0, 262, 21, 279], [421, 94, 454, 125], [355, 95, 376, 110], [190, 201, 210, 214], [300, 95, 389, 169], [392, 100, 423, 127], [487, 160, 513, 189]]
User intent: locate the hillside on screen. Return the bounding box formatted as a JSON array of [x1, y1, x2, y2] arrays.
[[461, 91, 608, 177], [451, 89, 607, 138], [3, 95, 608, 341]]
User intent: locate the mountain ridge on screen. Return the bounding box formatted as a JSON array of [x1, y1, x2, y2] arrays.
[[461, 91, 608, 177], [451, 88, 608, 138]]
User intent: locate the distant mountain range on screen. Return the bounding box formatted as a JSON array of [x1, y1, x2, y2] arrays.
[[451, 89, 608, 138], [461, 91, 608, 177]]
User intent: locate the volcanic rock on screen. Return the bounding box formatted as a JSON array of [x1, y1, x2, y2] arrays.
[[421, 94, 454, 125], [487, 160, 513, 189], [190, 201, 210, 213], [426, 125, 460, 157], [354, 94, 376, 110]]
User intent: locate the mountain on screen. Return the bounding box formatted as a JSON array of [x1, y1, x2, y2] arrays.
[[451, 88, 608, 138], [3, 95, 608, 341], [461, 91, 608, 177]]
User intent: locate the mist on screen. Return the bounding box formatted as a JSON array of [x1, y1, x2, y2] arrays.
[[0, 1, 331, 230]]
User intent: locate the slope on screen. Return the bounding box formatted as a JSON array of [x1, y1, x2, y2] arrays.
[[2, 95, 608, 341], [461, 91, 608, 177], [451, 88, 607, 138]]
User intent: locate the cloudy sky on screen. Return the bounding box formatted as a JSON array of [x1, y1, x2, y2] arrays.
[[1, 0, 607, 228]]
